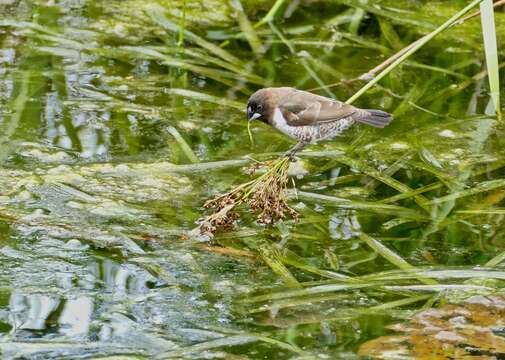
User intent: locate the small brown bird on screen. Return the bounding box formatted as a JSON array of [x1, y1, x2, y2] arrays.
[[247, 87, 392, 157]]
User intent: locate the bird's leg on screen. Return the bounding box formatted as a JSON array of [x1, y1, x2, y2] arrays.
[[283, 141, 307, 161]]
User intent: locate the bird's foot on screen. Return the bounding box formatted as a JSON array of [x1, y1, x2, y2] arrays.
[[282, 142, 307, 162], [281, 151, 296, 162], [282, 149, 298, 162]]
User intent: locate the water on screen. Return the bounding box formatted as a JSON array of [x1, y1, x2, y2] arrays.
[[0, 0, 504, 358]]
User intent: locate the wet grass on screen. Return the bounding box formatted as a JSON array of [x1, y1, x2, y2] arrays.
[[0, 0, 505, 358]]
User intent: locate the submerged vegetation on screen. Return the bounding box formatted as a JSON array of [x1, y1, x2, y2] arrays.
[[359, 295, 505, 358], [0, 0, 505, 358]]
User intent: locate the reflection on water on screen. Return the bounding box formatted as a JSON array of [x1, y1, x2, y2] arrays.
[[1, 0, 505, 358], [329, 211, 361, 240], [1, 44, 141, 162], [0, 224, 262, 357], [10, 294, 59, 331], [59, 296, 93, 337], [7, 258, 152, 338]]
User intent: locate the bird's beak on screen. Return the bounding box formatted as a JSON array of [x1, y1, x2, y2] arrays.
[[249, 113, 261, 121], [247, 106, 261, 121]]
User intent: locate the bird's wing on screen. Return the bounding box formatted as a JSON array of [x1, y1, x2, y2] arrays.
[[278, 91, 356, 126]]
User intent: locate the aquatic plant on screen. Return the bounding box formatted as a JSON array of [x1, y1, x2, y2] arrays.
[[197, 157, 297, 238], [198, 0, 501, 239], [1, 0, 505, 358]]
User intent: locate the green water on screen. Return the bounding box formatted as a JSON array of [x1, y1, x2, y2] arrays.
[[0, 0, 504, 358]]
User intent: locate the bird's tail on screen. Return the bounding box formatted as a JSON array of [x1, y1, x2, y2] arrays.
[[355, 109, 393, 128]]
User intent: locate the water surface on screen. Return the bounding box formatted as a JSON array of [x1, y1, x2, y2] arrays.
[[0, 0, 505, 358]]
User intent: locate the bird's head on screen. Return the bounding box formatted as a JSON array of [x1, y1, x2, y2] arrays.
[[247, 89, 272, 124]]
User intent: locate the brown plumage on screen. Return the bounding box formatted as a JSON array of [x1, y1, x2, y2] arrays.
[[247, 87, 392, 145]]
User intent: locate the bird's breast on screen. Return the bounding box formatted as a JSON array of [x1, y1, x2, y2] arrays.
[[270, 107, 354, 143], [271, 107, 294, 135], [271, 107, 314, 141]]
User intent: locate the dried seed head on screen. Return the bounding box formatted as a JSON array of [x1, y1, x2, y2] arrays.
[[195, 157, 298, 238]]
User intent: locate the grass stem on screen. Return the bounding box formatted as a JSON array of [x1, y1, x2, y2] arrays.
[[345, 0, 484, 105], [480, 0, 502, 119], [254, 0, 288, 28]]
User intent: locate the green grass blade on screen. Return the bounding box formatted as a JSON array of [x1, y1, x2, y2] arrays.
[[345, 0, 484, 105], [166, 126, 199, 164], [145, 4, 243, 66], [359, 233, 438, 285], [485, 250, 505, 267], [456, 209, 505, 215], [244, 284, 370, 303], [105, 46, 259, 86], [165, 88, 245, 110], [362, 268, 505, 282], [380, 183, 443, 204], [384, 284, 493, 292], [480, 0, 501, 119], [254, 0, 287, 28], [257, 243, 302, 289], [248, 293, 352, 314], [365, 295, 431, 312], [428, 179, 505, 204], [0, 71, 30, 164], [229, 0, 264, 55], [296, 191, 428, 221], [335, 156, 431, 212], [276, 246, 352, 281], [269, 22, 335, 98]]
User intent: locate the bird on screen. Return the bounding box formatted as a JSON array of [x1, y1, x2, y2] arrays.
[[247, 87, 392, 157]]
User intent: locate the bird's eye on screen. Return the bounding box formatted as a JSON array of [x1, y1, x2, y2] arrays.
[[257, 104, 263, 111]]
